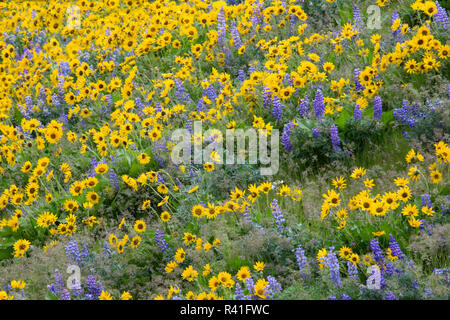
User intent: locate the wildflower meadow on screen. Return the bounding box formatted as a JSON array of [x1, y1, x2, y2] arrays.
[[0, 0, 449, 305]]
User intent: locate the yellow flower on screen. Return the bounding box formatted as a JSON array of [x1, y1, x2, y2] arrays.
[[237, 266, 251, 282], [118, 217, 125, 229], [165, 261, 178, 273], [430, 169, 442, 184], [202, 264, 211, 276], [175, 248, 186, 263], [203, 162, 215, 172], [192, 204, 205, 218], [408, 218, 422, 228], [120, 292, 132, 300], [10, 280, 26, 290], [157, 196, 169, 207], [133, 220, 146, 233], [350, 167, 366, 179], [99, 290, 113, 300], [421, 206, 435, 217], [253, 261, 265, 272], [130, 236, 141, 249], [363, 178, 374, 189], [141, 200, 151, 210], [339, 246, 353, 259], [332, 176, 347, 190], [181, 265, 199, 282], [254, 279, 269, 299], [94, 163, 109, 175], [13, 239, 31, 258], [188, 185, 199, 193], [160, 211, 171, 222], [137, 153, 151, 164]]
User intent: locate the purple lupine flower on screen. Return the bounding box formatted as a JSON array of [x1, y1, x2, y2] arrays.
[[244, 277, 255, 294], [299, 96, 309, 117], [341, 293, 352, 300], [174, 78, 189, 103], [389, 235, 406, 259], [295, 245, 307, 278], [72, 281, 83, 297], [207, 84, 217, 101], [217, 7, 226, 46], [52, 93, 60, 107], [412, 280, 419, 289], [234, 283, 245, 300], [242, 206, 252, 225], [60, 61, 71, 75], [281, 121, 295, 152], [266, 276, 282, 299], [354, 104, 362, 121], [433, 268, 450, 275], [283, 73, 292, 87], [330, 124, 340, 150], [324, 248, 342, 287], [435, 1, 448, 29], [197, 98, 205, 113], [102, 242, 111, 257], [312, 128, 320, 139], [86, 275, 103, 299], [353, 5, 363, 29], [272, 94, 283, 121], [61, 289, 71, 300], [135, 97, 144, 112], [373, 96, 382, 120], [65, 238, 86, 265], [109, 169, 119, 194], [89, 157, 98, 177], [157, 172, 165, 185], [25, 95, 33, 111], [238, 69, 245, 82], [251, 4, 260, 34], [328, 295, 337, 300], [406, 259, 415, 269], [370, 238, 384, 264], [313, 89, 324, 119], [155, 229, 169, 252], [57, 75, 65, 91], [353, 68, 363, 91], [270, 199, 285, 230], [53, 269, 64, 296], [385, 291, 397, 300], [421, 193, 432, 207], [385, 262, 395, 276], [82, 243, 89, 259], [248, 66, 256, 74], [105, 94, 113, 107], [230, 25, 242, 49], [262, 86, 272, 109], [185, 119, 193, 134], [347, 261, 358, 279]]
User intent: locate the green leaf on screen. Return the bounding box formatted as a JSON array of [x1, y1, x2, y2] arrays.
[[45, 291, 60, 300], [335, 108, 352, 130], [381, 110, 394, 124], [0, 248, 13, 260]]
